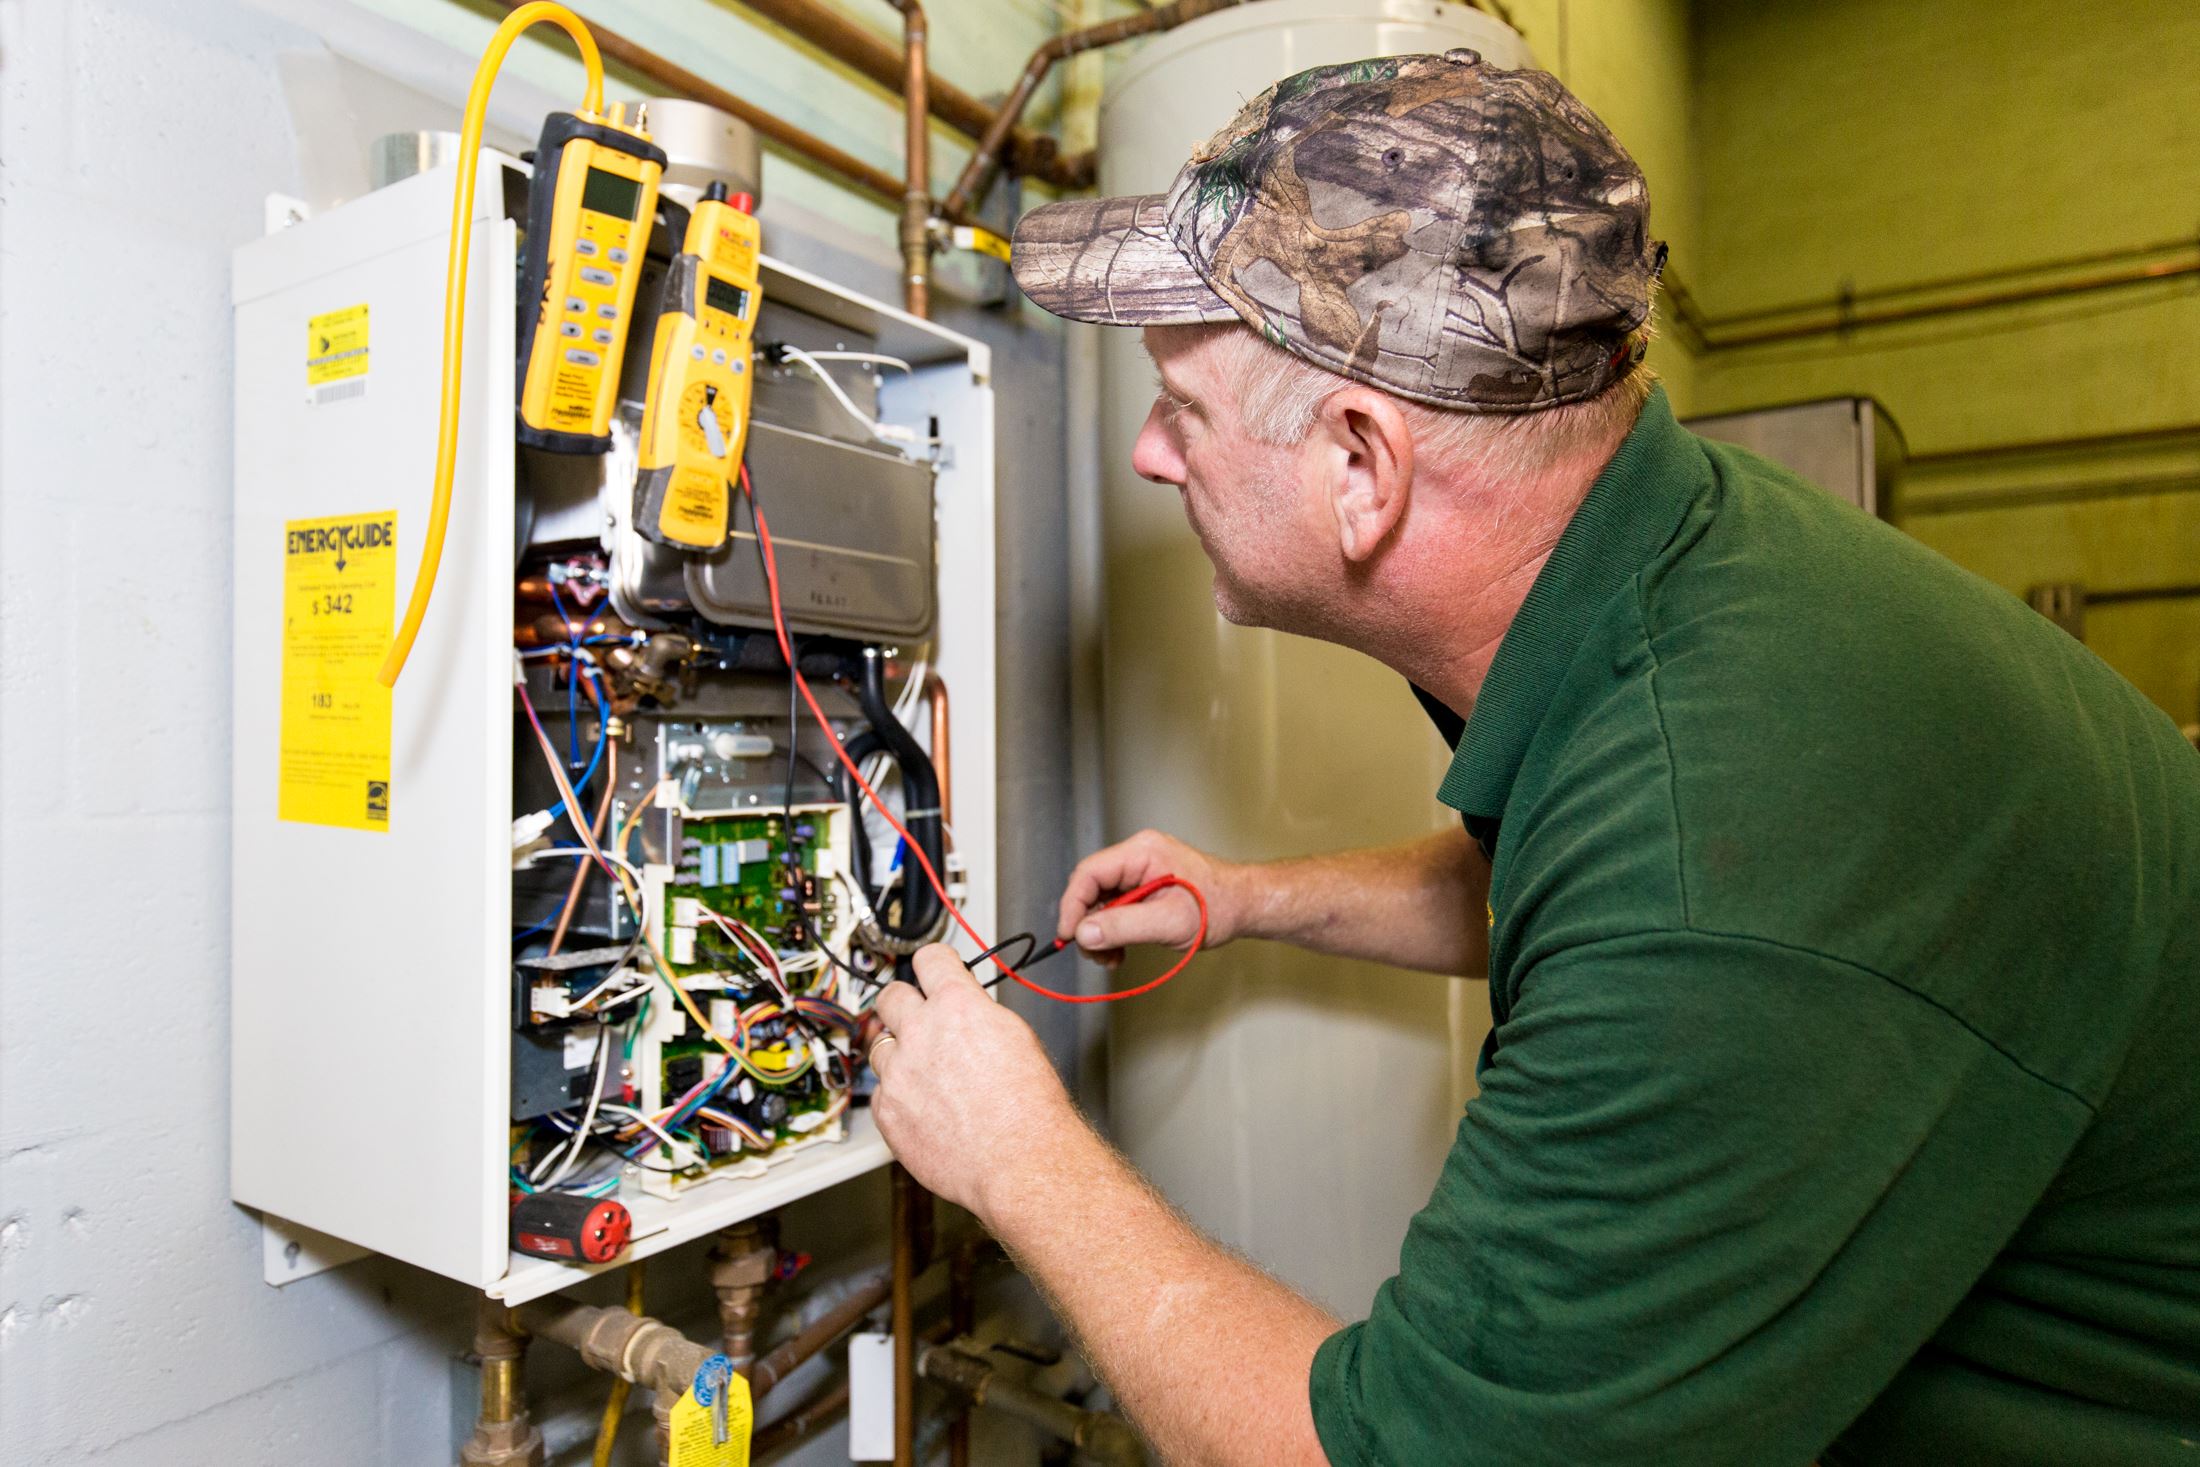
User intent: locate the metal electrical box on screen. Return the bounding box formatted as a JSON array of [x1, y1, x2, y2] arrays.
[[1686, 396, 1905, 516], [230, 152, 998, 1301]]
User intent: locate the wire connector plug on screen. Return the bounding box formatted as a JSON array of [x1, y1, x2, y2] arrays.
[[513, 808, 556, 855]]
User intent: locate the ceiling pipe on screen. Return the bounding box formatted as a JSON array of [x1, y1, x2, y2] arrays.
[[887, 0, 931, 317], [733, 0, 1066, 184], [941, 0, 1247, 223], [1661, 246, 2199, 353], [488, 0, 923, 214]]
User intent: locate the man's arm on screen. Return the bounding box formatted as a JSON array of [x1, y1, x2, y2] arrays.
[[1059, 826, 1488, 977], [871, 953, 1337, 1467]]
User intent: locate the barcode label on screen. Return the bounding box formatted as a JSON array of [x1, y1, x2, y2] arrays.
[[310, 378, 368, 406]]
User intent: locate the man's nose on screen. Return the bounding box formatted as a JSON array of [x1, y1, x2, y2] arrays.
[[1130, 402, 1185, 486]]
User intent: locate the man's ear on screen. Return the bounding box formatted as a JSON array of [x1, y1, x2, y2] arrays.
[[1314, 387, 1415, 562]]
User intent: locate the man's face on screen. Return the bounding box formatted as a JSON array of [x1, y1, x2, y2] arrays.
[[1130, 326, 1331, 631]]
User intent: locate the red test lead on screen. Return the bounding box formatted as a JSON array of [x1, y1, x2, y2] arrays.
[[738, 465, 1207, 1004]]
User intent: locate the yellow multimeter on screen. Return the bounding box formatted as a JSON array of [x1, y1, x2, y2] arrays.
[[633, 183, 763, 549], [516, 105, 666, 453]]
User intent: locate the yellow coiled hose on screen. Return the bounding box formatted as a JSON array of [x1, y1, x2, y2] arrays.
[[378, 3, 605, 686]]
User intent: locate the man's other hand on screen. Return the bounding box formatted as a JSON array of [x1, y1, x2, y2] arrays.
[[1058, 829, 1245, 967], [869, 945, 1080, 1217]]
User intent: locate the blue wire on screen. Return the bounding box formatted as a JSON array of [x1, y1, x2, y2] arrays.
[[546, 581, 581, 770], [544, 666, 608, 825]]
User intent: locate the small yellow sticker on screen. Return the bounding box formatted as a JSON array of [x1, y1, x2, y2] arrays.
[[667, 1373, 752, 1467], [306, 303, 370, 389], [279, 512, 396, 831]]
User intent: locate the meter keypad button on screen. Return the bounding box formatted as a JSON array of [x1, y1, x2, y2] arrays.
[[575, 239, 599, 256], [712, 349, 728, 365], [565, 297, 586, 314], [608, 247, 629, 264], [597, 304, 619, 320], [559, 321, 583, 339], [565, 348, 602, 367], [592, 328, 614, 345], [691, 346, 707, 361], [579, 267, 615, 287]]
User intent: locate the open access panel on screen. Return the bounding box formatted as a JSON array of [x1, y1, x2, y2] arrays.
[[230, 153, 996, 1302]]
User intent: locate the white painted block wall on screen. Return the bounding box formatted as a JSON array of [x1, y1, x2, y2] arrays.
[[0, 0, 1080, 1462]]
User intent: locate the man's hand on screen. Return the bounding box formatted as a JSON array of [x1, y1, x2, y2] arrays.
[[1062, 825, 1492, 978], [868, 945, 1083, 1219], [1058, 829, 1249, 967]]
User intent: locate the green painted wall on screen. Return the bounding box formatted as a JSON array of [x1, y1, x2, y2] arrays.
[[1506, 0, 1702, 412], [1691, 0, 2200, 728]]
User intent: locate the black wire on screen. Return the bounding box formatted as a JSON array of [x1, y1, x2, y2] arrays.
[[784, 650, 801, 824], [975, 934, 1073, 990], [966, 932, 1039, 975]]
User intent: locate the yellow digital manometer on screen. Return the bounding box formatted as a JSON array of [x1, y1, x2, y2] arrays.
[[515, 107, 667, 453], [633, 183, 763, 549]]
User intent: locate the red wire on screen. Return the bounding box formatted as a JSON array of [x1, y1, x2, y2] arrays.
[[738, 465, 1204, 1004]]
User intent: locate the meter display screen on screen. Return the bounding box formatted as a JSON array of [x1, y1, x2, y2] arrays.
[[581, 166, 644, 220], [705, 277, 751, 318]]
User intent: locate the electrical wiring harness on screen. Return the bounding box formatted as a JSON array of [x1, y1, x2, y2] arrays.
[[738, 464, 1210, 1005]]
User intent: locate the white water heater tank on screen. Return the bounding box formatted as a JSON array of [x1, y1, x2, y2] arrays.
[[1089, 0, 1535, 1315]]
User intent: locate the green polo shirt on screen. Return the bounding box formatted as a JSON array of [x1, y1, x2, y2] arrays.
[[1308, 388, 2200, 1465]]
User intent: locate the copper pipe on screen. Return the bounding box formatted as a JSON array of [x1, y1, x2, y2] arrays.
[[920, 1344, 1145, 1467], [548, 735, 616, 956], [513, 1297, 713, 1396], [459, 1298, 545, 1467], [924, 672, 953, 829], [941, 0, 1245, 220], [751, 1379, 853, 1454], [946, 1235, 980, 1467], [490, 0, 913, 213], [733, 0, 1063, 182], [891, 1165, 918, 1467], [1050, 147, 1097, 193], [709, 1220, 777, 1376], [887, 0, 931, 317], [748, 1266, 895, 1397]]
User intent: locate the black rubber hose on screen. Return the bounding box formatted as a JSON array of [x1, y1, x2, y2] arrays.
[[857, 651, 945, 942]]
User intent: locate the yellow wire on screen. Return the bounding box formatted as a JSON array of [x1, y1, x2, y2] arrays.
[[378, 3, 607, 687]]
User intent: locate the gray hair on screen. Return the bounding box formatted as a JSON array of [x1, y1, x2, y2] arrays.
[[1205, 324, 1657, 483]]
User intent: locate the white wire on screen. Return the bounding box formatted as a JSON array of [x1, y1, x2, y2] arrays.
[[775, 345, 937, 448], [601, 1104, 688, 1157], [569, 964, 647, 1011], [538, 1025, 610, 1187], [521, 844, 648, 895], [776, 345, 892, 440], [802, 350, 912, 374]]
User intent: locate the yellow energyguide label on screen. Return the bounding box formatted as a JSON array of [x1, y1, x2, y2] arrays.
[[305, 303, 370, 386], [667, 1375, 752, 1466], [279, 512, 396, 831]]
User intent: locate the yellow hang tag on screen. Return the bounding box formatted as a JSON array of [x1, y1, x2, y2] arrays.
[[668, 1355, 751, 1467]]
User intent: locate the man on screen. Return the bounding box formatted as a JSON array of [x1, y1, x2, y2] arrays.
[[867, 52, 2200, 1466]]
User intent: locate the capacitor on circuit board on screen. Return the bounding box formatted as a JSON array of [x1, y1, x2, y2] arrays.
[[511, 1192, 633, 1264]]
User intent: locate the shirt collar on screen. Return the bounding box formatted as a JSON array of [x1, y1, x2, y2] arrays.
[[1435, 386, 1706, 818]]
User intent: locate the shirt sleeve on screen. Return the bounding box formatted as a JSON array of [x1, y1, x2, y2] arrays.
[[1308, 928, 2094, 1467]]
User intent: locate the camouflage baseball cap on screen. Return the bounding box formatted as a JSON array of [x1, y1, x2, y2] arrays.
[[1010, 50, 1665, 413]]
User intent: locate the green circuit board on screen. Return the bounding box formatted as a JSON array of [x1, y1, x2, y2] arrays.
[[663, 812, 834, 978]]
